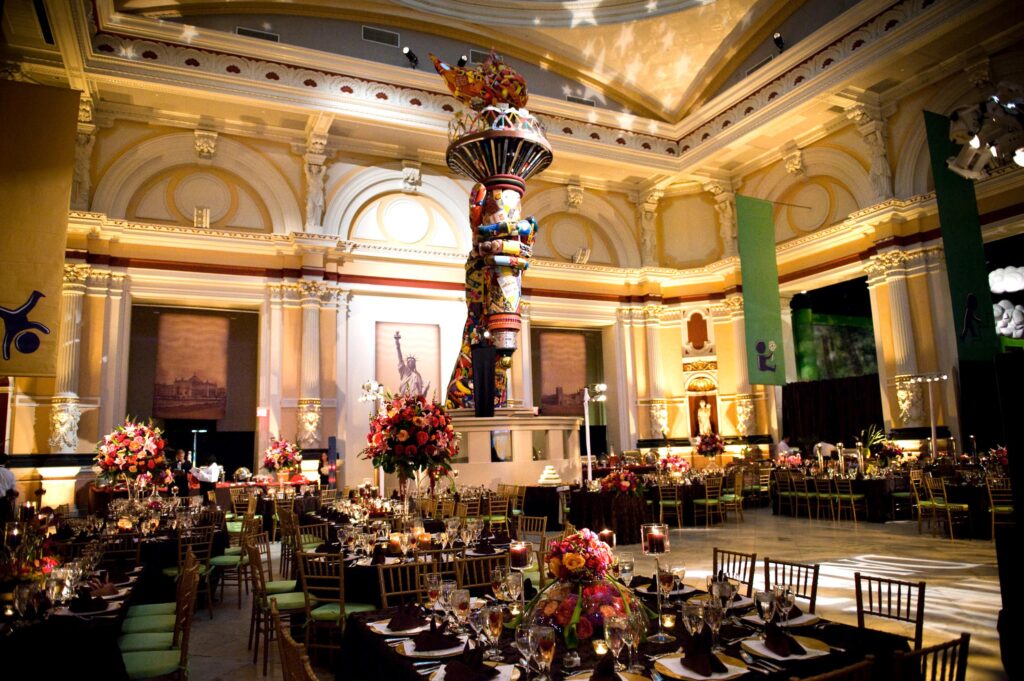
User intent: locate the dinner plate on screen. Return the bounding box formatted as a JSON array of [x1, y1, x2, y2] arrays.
[[466, 549, 508, 557], [113, 575, 139, 587], [396, 635, 470, 658], [101, 586, 132, 600], [654, 654, 747, 680], [367, 619, 431, 636], [430, 663, 520, 680], [353, 556, 401, 567], [741, 612, 820, 628], [688, 593, 754, 610], [433, 597, 487, 611], [741, 635, 830, 661], [566, 671, 648, 681], [634, 584, 695, 597], [53, 601, 122, 616]]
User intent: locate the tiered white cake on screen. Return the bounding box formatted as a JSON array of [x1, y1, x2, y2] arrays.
[[537, 465, 561, 485]]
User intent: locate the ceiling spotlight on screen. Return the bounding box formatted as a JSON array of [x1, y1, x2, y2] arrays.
[[969, 134, 981, 149], [1014, 147, 1024, 167], [773, 32, 785, 52], [457, 55, 468, 67], [402, 46, 419, 68]]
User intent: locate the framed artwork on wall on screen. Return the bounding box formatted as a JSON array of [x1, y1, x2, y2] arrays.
[[374, 321, 441, 399], [153, 312, 229, 420]]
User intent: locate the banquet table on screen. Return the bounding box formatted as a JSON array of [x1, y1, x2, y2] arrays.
[[337, 595, 910, 681], [770, 475, 904, 523], [642, 482, 711, 527], [568, 490, 651, 544], [522, 485, 566, 530]]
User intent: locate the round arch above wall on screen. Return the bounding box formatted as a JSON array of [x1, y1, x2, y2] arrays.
[[323, 165, 471, 254], [91, 132, 302, 233], [525, 188, 642, 269], [751, 146, 874, 210]]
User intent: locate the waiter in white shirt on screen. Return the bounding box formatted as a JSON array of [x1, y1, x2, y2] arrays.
[[777, 435, 794, 455], [195, 455, 223, 504]]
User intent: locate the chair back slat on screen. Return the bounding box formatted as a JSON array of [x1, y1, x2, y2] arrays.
[[892, 633, 970, 681], [297, 552, 347, 623], [764, 557, 820, 612], [854, 572, 926, 649], [455, 554, 511, 591], [713, 548, 756, 597], [517, 515, 548, 545], [704, 476, 723, 499], [377, 561, 431, 607]]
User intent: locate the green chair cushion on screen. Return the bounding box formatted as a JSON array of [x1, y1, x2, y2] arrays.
[[225, 522, 243, 534], [511, 509, 523, 516], [122, 650, 182, 680], [692, 499, 720, 506], [916, 501, 937, 508], [224, 512, 237, 521], [265, 592, 308, 610], [521, 570, 541, 586], [778, 491, 795, 497], [309, 602, 375, 621], [210, 554, 248, 567], [832, 494, 865, 501], [118, 632, 176, 652], [267, 579, 297, 594], [742, 486, 762, 493], [121, 614, 176, 634], [484, 515, 508, 523], [302, 542, 321, 551], [127, 602, 175, 617], [720, 494, 741, 502], [935, 502, 969, 511], [891, 492, 913, 498], [299, 533, 322, 545], [162, 564, 210, 578], [224, 546, 243, 556], [993, 505, 1014, 513], [658, 500, 682, 506]]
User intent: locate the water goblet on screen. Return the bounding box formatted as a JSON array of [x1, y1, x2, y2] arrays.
[[530, 625, 556, 681], [482, 604, 505, 661], [604, 615, 628, 671], [624, 608, 646, 672], [617, 553, 634, 586], [683, 601, 705, 637], [504, 571, 524, 610], [425, 573, 442, 610], [776, 585, 796, 627], [704, 600, 724, 652], [440, 579, 457, 619], [515, 623, 533, 667], [491, 566, 510, 600], [450, 589, 471, 633], [755, 590, 776, 639]]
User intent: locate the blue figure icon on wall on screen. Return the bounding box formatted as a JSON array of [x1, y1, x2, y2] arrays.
[[0, 290, 50, 360], [755, 339, 777, 372]]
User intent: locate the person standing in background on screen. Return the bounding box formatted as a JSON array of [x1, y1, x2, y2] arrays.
[[318, 452, 331, 487], [194, 456, 222, 504]]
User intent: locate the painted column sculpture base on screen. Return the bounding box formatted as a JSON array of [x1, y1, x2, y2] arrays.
[[734, 393, 755, 437], [296, 398, 322, 448], [648, 401, 669, 441], [894, 377, 925, 428], [49, 396, 82, 453]]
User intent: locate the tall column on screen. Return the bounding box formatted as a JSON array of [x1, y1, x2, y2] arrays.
[[49, 264, 91, 452], [267, 284, 286, 442], [866, 249, 923, 427], [518, 302, 534, 408], [297, 281, 324, 447], [614, 307, 639, 450], [703, 179, 738, 259], [923, 247, 959, 442], [97, 271, 127, 436], [635, 190, 663, 267], [303, 115, 332, 232], [644, 304, 668, 439], [333, 288, 351, 482]]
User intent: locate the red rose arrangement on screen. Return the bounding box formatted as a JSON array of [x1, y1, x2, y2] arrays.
[[599, 468, 643, 497], [264, 437, 302, 472], [695, 432, 726, 458], [360, 392, 458, 484], [776, 453, 803, 468], [94, 418, 170, 484], [659, 453, 691, 475], [546, 528, 614, 582]]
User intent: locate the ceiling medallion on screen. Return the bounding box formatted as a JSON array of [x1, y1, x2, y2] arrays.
[[392, 1, 713, 28]]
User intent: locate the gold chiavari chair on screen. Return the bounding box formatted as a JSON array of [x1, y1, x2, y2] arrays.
[[163, 525, 215, 619], [248, 543, 305, 676], [712, 548, 756, 597], [775, 470, 794, 516], [986, 477, 1014, 539], [415, 546, 465, 582], [211, 515, 260, 608], [514, 485, 527, 518], [377, 560, 431, 607], [790, 657, 874, 681], [910, 475, 936, 534], [101, 532, 142, 572], [516, 515, 548, 546], [790, 474, 813, 519], [320, 488, 337, 505], [720, 470, 745, 523], [693, 476, 724, 527], [810, 477, 834, 520], [296, 552, 375, 657], [277, 507, 299, 577], [855, 572, 926, 650], [271, 599, 320, 681], [658, 484, 684, 528], [438, 499, 456, 519], [891, 633, 969, 680], [229, 487, 250, 518], [420, 498, 438, 519], [924, 476, 969, 539], [484, 495, 511, 534], [890, 468, 922, 520], [764, 557, 820, 613], [832, 478, 867, 524], [455, 553, 511, 591]]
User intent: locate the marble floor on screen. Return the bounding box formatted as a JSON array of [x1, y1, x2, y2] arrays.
[[188, 507, 1006, 681]]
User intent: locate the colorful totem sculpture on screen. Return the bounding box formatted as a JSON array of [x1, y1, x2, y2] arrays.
[[431, 53, 552, 410]]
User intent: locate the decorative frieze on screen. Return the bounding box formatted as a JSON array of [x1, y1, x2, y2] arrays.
[[401, 160, 422, 193], [49, 397, 82, 453], [194, 129, 217, 160]]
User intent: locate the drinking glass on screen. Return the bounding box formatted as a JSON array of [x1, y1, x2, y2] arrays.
[[445, 516, 461, 537], [617, 553, 634, 586], [425, 573, 442, 610], [14, 584, 33, 618], [670, 562, 687, 595], [624, 608, 646, 672], [440, 579, 457, 619], [397, 532, 411, 557], [604, 615, 628, 671], [683, 601, 705, 637], [451, 589, 471, 632], [482, 605, 505, 661], [515, 623, 533, 666], [649, 562, 676, 644], [504, 571, 524, 608], [491, 567, 510, 600], [775, 585, 796, 627], [704, 600, 724, 652], [755, 590, 775, 629], [530, 625, 556, 681]]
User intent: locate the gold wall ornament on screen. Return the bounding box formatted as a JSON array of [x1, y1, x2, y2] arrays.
[[686, 375, 716, 393], [683, 359, 718, 373], [296, 398, 322, 448], [49, 396, 82, 453], [733, 393, 755, 437]]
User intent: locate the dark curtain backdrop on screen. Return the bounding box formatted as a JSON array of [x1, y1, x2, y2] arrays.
[[782, 374, 883, 449]]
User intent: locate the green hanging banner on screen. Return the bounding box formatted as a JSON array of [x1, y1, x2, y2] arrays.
[[923, 111, 999, 362], [736, 194, 786, 386]]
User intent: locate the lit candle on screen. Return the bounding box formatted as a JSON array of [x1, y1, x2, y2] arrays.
[[510, 541, 531, 568], [592, 639, 609, 655], [418, 533, 434, 550], [388, 533, 402, 553], [598, 529, 616, 547], [647, 531, 666, 554], [661, 613, 676, 629]]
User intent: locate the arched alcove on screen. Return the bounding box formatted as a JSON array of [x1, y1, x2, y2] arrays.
[[525, 188, 642, 269]]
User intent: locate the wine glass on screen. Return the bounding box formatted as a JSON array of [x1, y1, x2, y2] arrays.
[[425, 574, 441, 610], [451, 589, 471, 633], [482, 604, 505, 661], [445, 516, 461, 538], [775, 585, 796, 627], [670, 562, 687, 595], [14, 584, 33, 618], [704, 600, 724, 652], [491, 567, 510, 600], [624, 607, 646, 673], [604, 615, 628, 671], [515, 623, 533, 667], [755, 590, 776, 638], [440, 579, 456, 620], [684, 601, 705, 637], [649, 562, 677, 644], [505, 571, 524, 611], [530, 625, 556, 681], [617, 553, 634, 586]]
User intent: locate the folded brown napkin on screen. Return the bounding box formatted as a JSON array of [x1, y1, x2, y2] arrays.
[[412, 619, 462, 652], [91, 582, 119, 598], [69, 588, 107, 613], [472, 538, 495, 555], [387, 603, 427, 632], [491, 530, 511, 545], [589, 654, 618, 681], [442, 644, 499, 681], [763, 622, 806, 657], [370, 545, 387, 565], [680, 627, 727, 677], [767, 601, 802, 623]]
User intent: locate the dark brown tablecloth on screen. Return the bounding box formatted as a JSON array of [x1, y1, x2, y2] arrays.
[[568, 491, 651, 544]]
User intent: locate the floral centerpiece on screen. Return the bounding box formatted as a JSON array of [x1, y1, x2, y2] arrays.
[[94, 418, 170, 486], [658, 453, 691, 476], [695, 432, 726, 458], [264, 437, 302, 473], [777, 453, 803, 468], [522, 529, 640, 649], [599, 468, 643, 496], [989, 445, 1008, 469], [360, 392, 458, 496]]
